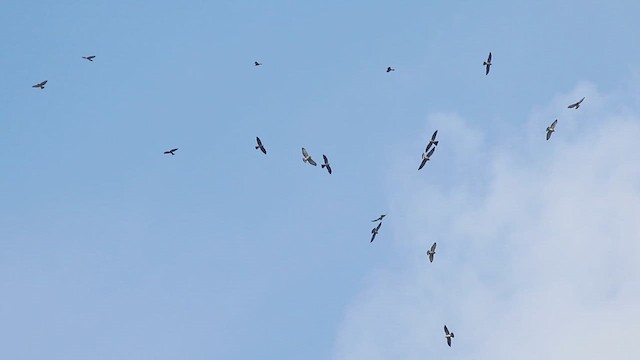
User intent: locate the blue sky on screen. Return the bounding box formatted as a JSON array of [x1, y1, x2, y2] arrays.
[[2, 1, 640, 359]]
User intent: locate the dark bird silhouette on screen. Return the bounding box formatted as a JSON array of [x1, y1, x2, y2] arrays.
[[546, 119, 558, 141], [255, 137, 267, 154], [371, 214, 386, 222], [164, 148, 178, 155], [302, 148, 317, 166], [321, 154, 332, 174], [427, 242, 437, 263], [425, 130, 439, 153], [32, 80, 47, 89], [82, 55, 96, 61], [386, 66, 395, 73], [370, 222, 382, 243], [444, 325, 455, 347], [568, 97, 585, 109], [418, 147, 436, 170], [483, 52, 492, 75], [254, 61, 262, 66]]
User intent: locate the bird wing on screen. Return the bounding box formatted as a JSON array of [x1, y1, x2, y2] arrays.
[[302, 147, 309, 158], [308, 157, 317, 166], [370, 233, 376, 242], [431, 242, 437, 252], [429, 252, 434, 263], [444, 325, 449, 335], [260, 146, 267, 154], [418, 157, 428, 170], [546, 130, 552, 140], [447, 337, 452, 347], [431, 130, 438, 141], [426, 147, 436, 158], [323, 154, 328, 164], [327, 165, 332, 174], [171, 148, 178, 152], [485, 63, 490, 75], [376, 222, 382, 231], [488, 52, 492, 62], [551, 119, 558, 129], [256, 137, 262, 147], [41, 80, 47, 86], [578, 97, 585, 104], [568, 102, 577, 108]]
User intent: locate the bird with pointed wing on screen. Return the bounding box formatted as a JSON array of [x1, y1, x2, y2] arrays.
[[427, 242, 437, 263], [370, 222, 382, 243], [82, 56, 96, 61], [371, 214, 386, 222], [444, 325, 455, 347], [254, 61, 262, 66], [386, 66, 395, 73], [164, 148, 178, 155], [483, 52, 492, 75], [546, 119, 558, 140], [32, 80, 47, 89], [255, 137, 267, 154], [568, 97, 585, 109], [321, 155, 332, 174], [302, 148, 317, 166]]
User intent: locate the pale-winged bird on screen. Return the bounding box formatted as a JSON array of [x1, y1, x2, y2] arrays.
[[568, 97, 585, 109], [32, 80, 47, 89], [302, 147, 317, 166], [546, 119, 558, 141], [427, 242, 437, 263], [483, 52, 492, 75]]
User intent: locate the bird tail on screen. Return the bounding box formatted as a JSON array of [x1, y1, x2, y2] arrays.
[[451, 333, 454, 338], [255, 145, 259, 149], [321, 164, 326, 168], [483, 61, 488, 65]]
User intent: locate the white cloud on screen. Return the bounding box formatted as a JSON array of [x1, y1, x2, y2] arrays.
[[332, 82, 640, 360]]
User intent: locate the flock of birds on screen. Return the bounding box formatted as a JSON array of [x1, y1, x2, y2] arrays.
[[30, 51, 587, 349]]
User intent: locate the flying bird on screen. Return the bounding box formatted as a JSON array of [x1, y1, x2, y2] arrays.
[[425, 130, 439, 153], [568, 97, 585, 109], [321, 154, 332, 174], [427, 242, 437, 263], [444, 325, 455, 347], [371, 214, 386, 222], [386, 66, 395, 73], [483, 52, 492, 75], [255, 137, 267, 154], [32, 80, 47, 89], [164, 148, 178, 155], [82, 55, 96, 61], [546, 119, 558, 141], [254, 61, 262, 66], [302, 147, 317, 166], [370, 222, 382, 243], [418, 147, 436, 170]]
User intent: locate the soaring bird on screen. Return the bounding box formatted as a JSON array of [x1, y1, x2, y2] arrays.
[[386, 66, 395, 73], [483, 52, 492, 75], [255, 137, 267, 154], [371, 214, 386, 222], [427, 242, 437, 263], [444, 325, 455, 347], [302, 148, 317, 166], [321, 154, 332, 174], [32, 80, 47, 89], [425, 130, 439, 153], [370, 222, 382, 243], [568, 97, 585, 109], [418, 147, 436, 170], [546, 119, 558, 141], [82, 55, 96, 61], [254, 61, 262, 66], [164, 148, 178, 155]]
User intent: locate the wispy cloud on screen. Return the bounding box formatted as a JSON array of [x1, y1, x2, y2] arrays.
[[332, 82, 640, 360]]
